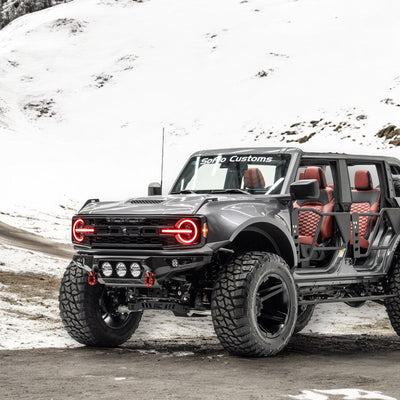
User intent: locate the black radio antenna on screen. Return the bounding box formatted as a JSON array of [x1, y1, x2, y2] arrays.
[[160, 127, 165, 192]]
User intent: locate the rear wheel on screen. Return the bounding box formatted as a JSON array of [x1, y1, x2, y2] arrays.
[[294, 305, 315, 334], [59, 263, 142, 347], [211, 251, 298, 357], [385, 257, 400, 336]]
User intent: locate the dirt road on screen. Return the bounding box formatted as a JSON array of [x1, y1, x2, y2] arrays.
[[0, 220, 73, 259], [1, 336, 400, 400]]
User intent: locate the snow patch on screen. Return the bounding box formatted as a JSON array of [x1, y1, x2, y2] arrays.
[[0, 244, 67, 276], [288, 389, 397, 400]]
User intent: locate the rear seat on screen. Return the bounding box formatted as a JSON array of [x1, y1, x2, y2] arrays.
[[350, 170, 380, 249], [294, 167, 335, 245]]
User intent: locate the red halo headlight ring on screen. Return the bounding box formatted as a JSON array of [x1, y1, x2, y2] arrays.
[[175, 219, 199, 245], [72, 218, 95, 243], [160, 218, 200, 245]]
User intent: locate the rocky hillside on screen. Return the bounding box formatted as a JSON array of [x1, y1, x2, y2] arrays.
[[0, 0, 399, 211], [0, 0, 69, 28]]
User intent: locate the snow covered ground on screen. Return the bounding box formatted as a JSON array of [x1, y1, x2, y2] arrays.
[[289, 389, 397, 400], [0, 197, 79, 242], [0, 243, 394, 351]]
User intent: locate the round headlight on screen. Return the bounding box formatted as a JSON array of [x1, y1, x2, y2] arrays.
[[130, 262, 141, 278], [102, 262, 113, 277], [116, 262, 127, 277]]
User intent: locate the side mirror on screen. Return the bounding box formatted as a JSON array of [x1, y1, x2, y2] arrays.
[[148, 182, 162, 196], [290, 179, 320, 201]]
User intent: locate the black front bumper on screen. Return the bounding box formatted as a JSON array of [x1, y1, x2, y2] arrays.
[[72, 252, 213, 287]]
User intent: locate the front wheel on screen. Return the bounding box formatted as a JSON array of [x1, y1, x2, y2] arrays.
[[211, 251, 298, 357], [59, 263, 142, 347]]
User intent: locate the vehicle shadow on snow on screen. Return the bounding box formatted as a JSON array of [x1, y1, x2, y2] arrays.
[[287, 334, 400, 355], [112, 334, 400, 357]]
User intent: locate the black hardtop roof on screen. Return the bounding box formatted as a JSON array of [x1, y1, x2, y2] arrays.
[[190, 147, 300, 157], [190, 147, 399, 164]]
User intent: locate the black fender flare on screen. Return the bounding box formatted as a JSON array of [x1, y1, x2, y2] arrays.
[[228, 217, 297, 268]]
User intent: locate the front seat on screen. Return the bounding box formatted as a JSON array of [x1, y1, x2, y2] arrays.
[[244, 168, 265, 189], [294, 167, 335, 245]]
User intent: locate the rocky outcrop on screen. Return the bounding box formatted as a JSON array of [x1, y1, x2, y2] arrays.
[[376, 125, 400, 146], [0, 0, 70, 29]]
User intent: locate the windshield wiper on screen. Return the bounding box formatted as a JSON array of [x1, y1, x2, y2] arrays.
[[210, 189, 251, 195], [171, 190, 198, 194]]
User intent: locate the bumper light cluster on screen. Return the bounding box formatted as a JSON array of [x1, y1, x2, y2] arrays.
[[130, 262, 142, 278], [116, 262, 127, 277], [101, 262, 113, 277], [101, 261, 143, 278]]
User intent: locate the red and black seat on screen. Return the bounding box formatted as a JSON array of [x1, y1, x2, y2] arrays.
[[350, 170, 380, 249], [244, 168, 265, 189], [294, 167, 335, 245]]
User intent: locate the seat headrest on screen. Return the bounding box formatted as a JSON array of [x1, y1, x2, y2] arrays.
[[304, 167, 327, 188], [244, 168, 265, 189], [354, 170, 373, 191]]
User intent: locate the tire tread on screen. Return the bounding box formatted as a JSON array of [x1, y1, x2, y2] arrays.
[[211, 251, 296, 357]]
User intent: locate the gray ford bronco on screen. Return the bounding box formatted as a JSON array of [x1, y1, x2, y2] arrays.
[[59, 147, 400, 356]]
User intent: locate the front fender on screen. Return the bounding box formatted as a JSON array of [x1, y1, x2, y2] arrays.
[[202, 199, 296, 267]]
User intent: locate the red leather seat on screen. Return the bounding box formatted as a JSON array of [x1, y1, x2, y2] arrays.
[[244, 168, 265, 189], [350, 170, 380, 249], [294, 167, 335, 245]]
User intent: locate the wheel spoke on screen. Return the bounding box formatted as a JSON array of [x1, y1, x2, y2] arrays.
[[99, 289, 130, 329], [259, 285, 284, 303], [255, 276, 290, 338], [258, 283, 282, 297], [259, 312, 287, 323]]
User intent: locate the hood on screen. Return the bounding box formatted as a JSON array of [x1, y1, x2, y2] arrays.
[[79, 195, 217, 215]]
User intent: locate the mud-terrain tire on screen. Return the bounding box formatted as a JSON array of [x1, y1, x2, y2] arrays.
[[385, 258, 400, 336], [294, 305, 315, 334], [59, 263, 142, 347], [211, 251, 298, 357]]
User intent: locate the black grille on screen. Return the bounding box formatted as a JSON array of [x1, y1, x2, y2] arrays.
[[76, 216, 195, 249]]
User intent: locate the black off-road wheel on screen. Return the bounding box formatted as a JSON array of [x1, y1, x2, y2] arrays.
[[211, 251, 298, 357], [385, 257, 400, 336], [294, 305, 315, 334], [59, 263, 142, 347]]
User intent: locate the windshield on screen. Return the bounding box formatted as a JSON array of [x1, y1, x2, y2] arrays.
[[171, 153, 291, 195]]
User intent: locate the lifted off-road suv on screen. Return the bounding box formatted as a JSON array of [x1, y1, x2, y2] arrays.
[[59, 147, 400, 356]]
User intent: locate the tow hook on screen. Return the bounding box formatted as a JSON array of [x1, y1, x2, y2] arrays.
[[144, 272, 155, 287], [88, 271, 98, 286]]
